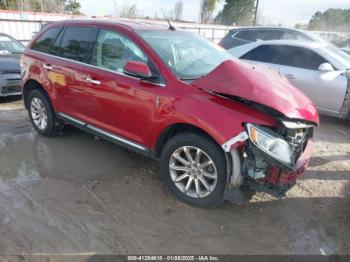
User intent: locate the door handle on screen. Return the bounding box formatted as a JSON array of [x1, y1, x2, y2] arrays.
[[285, 73, 295, 80], [42, 64, 53, 70], [85, 77, 101, 85]]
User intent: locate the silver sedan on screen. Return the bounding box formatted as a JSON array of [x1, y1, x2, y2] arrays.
[[228, 40, 350, 119]]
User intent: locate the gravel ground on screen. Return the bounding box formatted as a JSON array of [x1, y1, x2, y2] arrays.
[[0, 97, 349, 256]]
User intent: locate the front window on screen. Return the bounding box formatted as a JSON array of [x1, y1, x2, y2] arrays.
[[137, 30, 233, 80], [92, 29, 148, 73], [0, 34, 25, 54]]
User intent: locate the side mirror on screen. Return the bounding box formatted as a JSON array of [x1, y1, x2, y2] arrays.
[[123, 61, 152, 79], [318, 63, 334, 72]]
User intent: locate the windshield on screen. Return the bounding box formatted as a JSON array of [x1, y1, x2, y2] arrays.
[[137, 30, 234, 80], [0, 35, 25, 54], [322, 45, 350, 70]]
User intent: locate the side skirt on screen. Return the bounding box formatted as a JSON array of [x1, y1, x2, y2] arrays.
[[56, 112, 158, 160]]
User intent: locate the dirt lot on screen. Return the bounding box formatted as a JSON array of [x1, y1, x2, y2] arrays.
[[0, 97, 349, 255]]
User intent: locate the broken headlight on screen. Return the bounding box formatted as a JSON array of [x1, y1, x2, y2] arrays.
[[246, 124, 293, 165]]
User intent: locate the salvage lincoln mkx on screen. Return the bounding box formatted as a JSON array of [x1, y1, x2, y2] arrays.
[[20, 19, 319, 207]]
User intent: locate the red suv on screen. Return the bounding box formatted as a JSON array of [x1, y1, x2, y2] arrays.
[[21, 20, 319, 207]]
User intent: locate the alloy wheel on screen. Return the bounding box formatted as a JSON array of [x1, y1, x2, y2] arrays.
[[30, 97, 48, 130], [169, 146, 218, 198]]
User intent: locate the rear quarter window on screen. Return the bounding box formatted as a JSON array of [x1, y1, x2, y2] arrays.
[[31, 27, 61, 53]]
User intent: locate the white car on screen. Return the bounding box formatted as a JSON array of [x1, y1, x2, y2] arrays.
[[228, 40, 350, 119]]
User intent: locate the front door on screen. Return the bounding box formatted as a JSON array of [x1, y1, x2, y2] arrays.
[[72, 28, 164, 146]]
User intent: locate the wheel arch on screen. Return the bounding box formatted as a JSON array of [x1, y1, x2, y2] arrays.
[[23, 79, 49, 109], [154, 122, 222, 158]]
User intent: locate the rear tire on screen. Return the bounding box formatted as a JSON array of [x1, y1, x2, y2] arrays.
[[28, 89, 63, 136], [160, 132, 227, 208]]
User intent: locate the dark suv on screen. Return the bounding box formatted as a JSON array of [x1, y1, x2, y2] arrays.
[[0, 33, 25, 97], [21, 20, 318, 207], [219, 27, 323, 50]]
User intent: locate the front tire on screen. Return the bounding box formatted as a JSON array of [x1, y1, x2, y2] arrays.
[[160, 133, 227, 208], [28, 89, 63, 136]]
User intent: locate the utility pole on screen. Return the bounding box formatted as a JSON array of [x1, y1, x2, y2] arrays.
[[40, 0, 44, 12], [253, 0, 259, 26]]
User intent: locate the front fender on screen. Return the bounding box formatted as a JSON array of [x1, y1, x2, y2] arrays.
[[150, 92, 279, 150]]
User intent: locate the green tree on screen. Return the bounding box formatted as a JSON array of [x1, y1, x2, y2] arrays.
[[0, 0, 81, 14], [0, 0, 13, 9], [200, 0, 219, 24], [0, 0, 41, 11], [120, 3, 138, 18], [308, 8, 350, 32], [214, 0, 256, 26], [174, 1, 183, 21], [64, 0, 81, 15]]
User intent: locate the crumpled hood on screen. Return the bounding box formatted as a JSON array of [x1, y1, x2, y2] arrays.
[[192, 60, 319, 124]]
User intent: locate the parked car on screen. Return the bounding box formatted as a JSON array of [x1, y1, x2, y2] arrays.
[[0, 33, 24, 97], [21, 20, 319, 207], [229, 40, 350, 119], [219, 27, 329, 50]]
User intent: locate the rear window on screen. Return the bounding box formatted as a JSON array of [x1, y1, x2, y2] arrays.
[[31, 27, 61, 53], [241, 45, 276, 63], [234, 31, 255, 41], [58, 26, 98, 63]]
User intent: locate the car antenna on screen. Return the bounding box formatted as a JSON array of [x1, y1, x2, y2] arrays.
[[161, 8, 176, 31], [167, 19, 176, 31]]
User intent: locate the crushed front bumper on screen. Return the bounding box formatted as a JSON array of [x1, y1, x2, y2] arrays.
[[223, 128, 314, 194], [264, 139, 313, 185]]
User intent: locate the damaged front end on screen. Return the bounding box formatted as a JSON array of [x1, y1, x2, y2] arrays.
[[191, 59, 319, 194], [224, 120, 315, 194]]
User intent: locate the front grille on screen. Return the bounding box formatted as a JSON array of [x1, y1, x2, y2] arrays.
[[1, 69, 20, 75], [1, 85, 20, 94], [1, 77, 21, 94], [6, 78, 20, 87]]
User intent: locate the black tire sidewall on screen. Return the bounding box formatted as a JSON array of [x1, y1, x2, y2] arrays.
[[28, 90, 56, 136], [160, 133, 227, 208]]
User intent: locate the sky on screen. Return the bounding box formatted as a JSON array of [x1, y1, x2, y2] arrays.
[[80, 0, 350, 26]]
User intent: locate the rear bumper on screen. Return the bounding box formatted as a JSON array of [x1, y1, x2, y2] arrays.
[[265, 140, 314, 185]]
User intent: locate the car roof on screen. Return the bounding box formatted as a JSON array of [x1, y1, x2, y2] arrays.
[[230, 26, 303, 32], [50, 18, 173, 31], [249, 39, 329, 49]]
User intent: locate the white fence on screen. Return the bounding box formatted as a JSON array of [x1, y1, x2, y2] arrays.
[[0, 10, 83, 45], [0, 10, 349, 47]]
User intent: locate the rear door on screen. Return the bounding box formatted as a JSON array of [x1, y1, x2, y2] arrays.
[[47, 26, 99, 120], [29, 26, 63, 108]]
